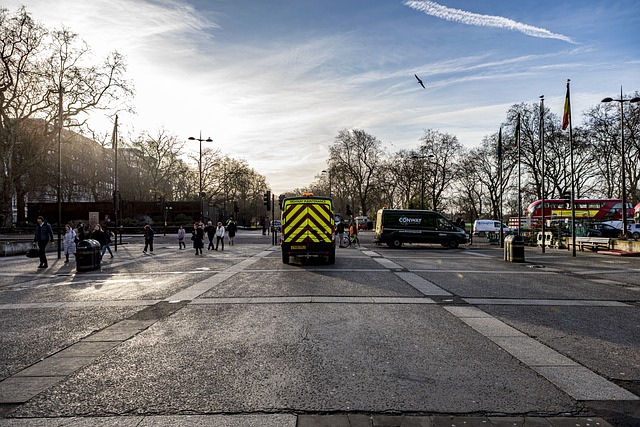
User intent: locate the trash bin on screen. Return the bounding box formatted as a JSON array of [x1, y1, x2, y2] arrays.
[[504, 235, 525, 263], [76, 239, 101, 272]]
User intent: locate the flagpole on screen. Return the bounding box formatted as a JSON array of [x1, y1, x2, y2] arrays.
[[112, 115, 119, 251], [498, 127, 504, 248], [516, 114, 521, 237], [540, 96, 546, 253], [565, 79, 577, 257]]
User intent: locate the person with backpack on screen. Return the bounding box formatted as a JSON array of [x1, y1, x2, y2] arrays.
[[101, 225, 114, 259], [34, 216, 54, 268]]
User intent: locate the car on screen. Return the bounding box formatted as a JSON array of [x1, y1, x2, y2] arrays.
[[626, 223, 640, 240], [586, 223, 622, 238]]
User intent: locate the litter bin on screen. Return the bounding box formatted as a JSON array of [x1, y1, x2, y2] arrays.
[[504, 235, 525, 263], [76, 239, 101, 272]]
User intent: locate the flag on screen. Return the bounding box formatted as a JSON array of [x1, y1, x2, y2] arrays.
[[496, 127, 502, 160], [562, 82, 570, 131]]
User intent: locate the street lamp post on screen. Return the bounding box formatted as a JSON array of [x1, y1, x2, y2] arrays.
[[188, 132, 213, 222], [322, 169, 332, 198], [601, 88, 640, 235]]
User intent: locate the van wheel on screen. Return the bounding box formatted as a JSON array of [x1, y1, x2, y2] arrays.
[[633, 232, 640, 240], [328, 251, 335, 264], [388, 237, 402, 249], [447, 238, 459, 249], [282, 252, 290, 264], [477, 231, 486, 237]]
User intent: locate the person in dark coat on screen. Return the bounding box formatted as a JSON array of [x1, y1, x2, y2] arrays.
[[192, 222, 204, 255], [143, 224, 154, 254], [226, 217, 237, 245], [205, 221, 216, 250], [90, 224, 107, 259], [34, 216, 54, 268], [75, 222, 86, 242]]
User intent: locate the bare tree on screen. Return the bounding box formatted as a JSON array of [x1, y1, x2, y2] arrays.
[[0, 7, 132, 226], [329, 129, 385, 216], [417, 129, 463, 212], [131, 129, 186, 200]]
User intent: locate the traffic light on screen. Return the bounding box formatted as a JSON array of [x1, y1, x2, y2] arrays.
[[278, 194, 286, 209], [346, 204, 353, 216], [233, 202, 239, 213], [264, 191, 271, 211]]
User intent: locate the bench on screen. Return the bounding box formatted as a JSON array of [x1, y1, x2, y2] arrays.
[[567, 236, 613, 252]]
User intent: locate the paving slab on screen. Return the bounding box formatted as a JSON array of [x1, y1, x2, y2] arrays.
[[489, 336, 579, 367], [50, 341, 121, 358], [533, 366, 639, 401], [14, 357, 96, 377], [395, 272, 452, 296], [0, 376, 65, 403]]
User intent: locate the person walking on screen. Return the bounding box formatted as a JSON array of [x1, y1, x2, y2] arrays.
[[101, 225, 114, 259], [177, 225, 186, 249], [34, 216, 54, 268], [192, 222, 204, 255], [349, 221, 360, 247], [337, 221, 346, 248], [226, 217, 237, 245], [75, 222, 86, 243], [143, 224, 154, 254], [263, 217, 270, 235], [90, 224, 107, 259], [205, 220, 215, 250], [62, 223, 77, 264], [215, 221, 225, 251]]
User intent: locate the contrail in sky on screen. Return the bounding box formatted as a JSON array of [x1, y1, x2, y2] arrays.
[[403, 0, 576, 44]]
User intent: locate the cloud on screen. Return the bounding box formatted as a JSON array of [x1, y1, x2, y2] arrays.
[[403, 0, 576, 44]]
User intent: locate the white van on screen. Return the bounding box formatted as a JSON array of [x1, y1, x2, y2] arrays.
[[472, 220, 512, 237]]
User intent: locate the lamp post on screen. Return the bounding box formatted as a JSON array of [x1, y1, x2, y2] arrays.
[[601, 88, 640, 235], [322, 169, 332, 198], [188, 132, 213, 222]]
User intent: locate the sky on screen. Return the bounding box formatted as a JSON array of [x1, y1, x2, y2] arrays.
[[5, 0, 640, 194]]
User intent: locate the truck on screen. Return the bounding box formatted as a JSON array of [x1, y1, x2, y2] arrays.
[[374, 209, 468, 249], [281, 193, 336, 264]]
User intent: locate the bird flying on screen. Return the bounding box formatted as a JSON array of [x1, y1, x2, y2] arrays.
[[414, 74, 425, 89]]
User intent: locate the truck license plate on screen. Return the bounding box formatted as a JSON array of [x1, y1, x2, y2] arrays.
[[291, 245, 306, 249]]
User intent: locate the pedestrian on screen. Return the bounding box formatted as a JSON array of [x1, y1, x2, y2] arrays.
[[90, 224, 107, 259], [215, 221, 225, 251], [337, 221, 346, 248], [349, 221, 360, 247], [263, 217, 270, 235], [76, 222, 86, 243], [205, 220, 215, 250], [192, 222, 204, 255], [101, 225, 114, 259], [177, 225, 186, 249], [226, 217, 237, 245], [143, 224, 154, 254], [34, 216, 54, 268], [62, 223, 76, 264]]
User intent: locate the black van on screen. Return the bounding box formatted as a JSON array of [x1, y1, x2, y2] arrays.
[[374, 209, 468, 249]]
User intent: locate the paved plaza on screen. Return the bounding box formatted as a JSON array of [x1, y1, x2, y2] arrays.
[[0, 231, 638, 426]]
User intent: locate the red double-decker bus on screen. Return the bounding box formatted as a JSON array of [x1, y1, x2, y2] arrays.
[[525, 199, 634, 225]]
